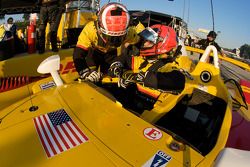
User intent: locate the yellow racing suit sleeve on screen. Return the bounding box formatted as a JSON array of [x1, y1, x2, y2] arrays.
[[124, 21, 145, 45], [135, 21, 145, 34], [76, 21, 97, 50], [74, 21, 98, 73]]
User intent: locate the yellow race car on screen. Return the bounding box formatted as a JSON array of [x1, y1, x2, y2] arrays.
[[1, 46, 249, 166]]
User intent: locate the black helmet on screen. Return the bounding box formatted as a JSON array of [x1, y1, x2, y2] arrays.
[[207, 31, 217, 38]]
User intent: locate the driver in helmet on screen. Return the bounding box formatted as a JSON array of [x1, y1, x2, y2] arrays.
[[73, 2, 144, 83], [197, 30, 226, 59], [108, 24, 185, 93]]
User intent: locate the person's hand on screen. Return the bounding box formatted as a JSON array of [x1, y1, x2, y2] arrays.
[[118, 71, 146, 88], [118, 75, 136, 88], [218, 52, 226, 64], [79, 69, 102, 83], [135, 72, 146, 83], [108, 61, 123, 78], [118, 78, 130, 89], [221, 52, 226, 58]]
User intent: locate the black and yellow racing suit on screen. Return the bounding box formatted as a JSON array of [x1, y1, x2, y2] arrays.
[[114, 53, 186, 98], [105, 53, 185, 114], [73, 20, 145, 74]]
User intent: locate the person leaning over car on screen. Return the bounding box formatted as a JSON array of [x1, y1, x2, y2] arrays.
[[73, 2, 144, 83], [196, 31, 226, 60]]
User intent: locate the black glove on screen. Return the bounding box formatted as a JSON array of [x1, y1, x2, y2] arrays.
[[79, 68, 103, 83], [118, 71, 146, 88], [118, 72, 134, 88], [108, 61, 123, 78]]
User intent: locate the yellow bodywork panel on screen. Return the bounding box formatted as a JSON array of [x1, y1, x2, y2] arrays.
[[45, 10, 97, 48], [0, 45, 233, 166], [186, 46, 250, 72], [0, 48, 77, 110], [64, 10, 97, 29], [0, 81, 206, 166], [141, 59, 232, 166], [0, 48, 74, 77]]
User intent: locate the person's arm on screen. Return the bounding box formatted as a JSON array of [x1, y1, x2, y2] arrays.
[[108, 46, 133, 77], [220, 50, 226, 57], [3, 23, 10, 31], [196, 39, 206, 48], [73, 47, 102, 82], [118, 69, 185, 92], [143, 70, 185, 92], [125, 20, 145, 47], [213, 42, 226, 57], [134, 21, 145, 34], [11, 24, 17, 35], [73, 22, 102, 82], [73, 47, 89, 73], [73, 26, 91, 73], [74, 22, 95, 64], [129, 17, 145, 33]]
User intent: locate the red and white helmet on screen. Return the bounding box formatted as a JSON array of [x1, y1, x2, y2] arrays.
[[139, 24, 177, 56], [98, 2, 130, 37]]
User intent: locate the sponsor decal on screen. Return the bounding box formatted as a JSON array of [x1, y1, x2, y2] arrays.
[[40, 81, 56, 90], [240, 79, 250, 104], [143, 127, 162, 140], [142, 150, 172, 167], [60, 61, 77, 74], [33, 109, 89, 158]]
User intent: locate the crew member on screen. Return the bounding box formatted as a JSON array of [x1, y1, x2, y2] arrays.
[[197, 31, 226, 59], [37, 0, 65, 54], [73, 2, 144, 83], [3, 17, 17, 40]]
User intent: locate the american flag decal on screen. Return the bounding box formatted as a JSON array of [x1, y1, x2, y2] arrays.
[[34, 109, 89, 158]]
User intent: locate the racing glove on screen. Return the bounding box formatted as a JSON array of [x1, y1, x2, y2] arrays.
[[118, 71, 146, 88], [108, 61, 123, 78], [79, 68, 102, 83]]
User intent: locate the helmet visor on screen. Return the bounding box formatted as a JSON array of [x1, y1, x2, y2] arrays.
[[139, 27, 158, 44]]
